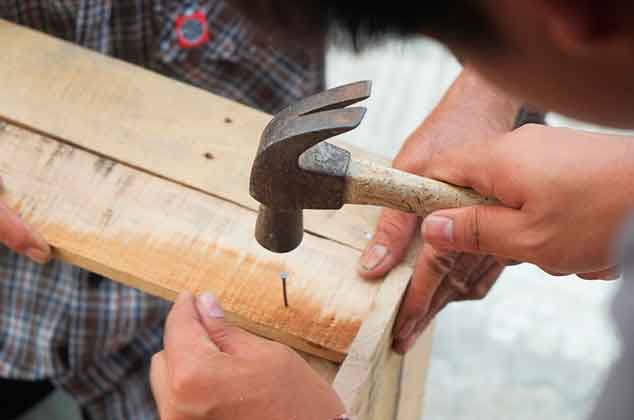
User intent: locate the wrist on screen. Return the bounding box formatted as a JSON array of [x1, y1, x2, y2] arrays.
[[449, 65, 524, 133]]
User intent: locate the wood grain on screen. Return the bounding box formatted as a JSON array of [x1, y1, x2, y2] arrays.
[[0, 19, 384, 252], [0, 122, 387, 362], [396, 325, 434, 419], [333, 261, 411, 418]]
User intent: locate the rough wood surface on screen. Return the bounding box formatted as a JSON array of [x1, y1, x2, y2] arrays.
[[345, 159, 496, 216], [333, 262, 412, 418], [332, 239, 434, 419], [396, 326, 434, 419], [0, 122, 386, 362], [0, 19, 383, 252]]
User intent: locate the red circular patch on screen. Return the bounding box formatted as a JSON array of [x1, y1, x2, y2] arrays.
[[175, 11, 210, 49]]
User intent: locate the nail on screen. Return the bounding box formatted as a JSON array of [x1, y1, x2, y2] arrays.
[[359, 244, 388, 272], [423, 216, 454, 244], [196, 292, 225, 319], [397, 319, 417, 341], [23, 225, 51, 263], [25, 247, 50, 264]]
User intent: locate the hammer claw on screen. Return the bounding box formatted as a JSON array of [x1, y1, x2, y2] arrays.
[[278, 107, 367, 149], [281, 80, 372, 118]]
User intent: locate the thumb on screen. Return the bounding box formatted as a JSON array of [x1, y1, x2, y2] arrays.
[[195, 292, 254, 354], [422, 205, 526, 259], [358, 209, 418, 280]]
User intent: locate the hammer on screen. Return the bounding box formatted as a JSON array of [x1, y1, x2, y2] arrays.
[[250, 81, 496, 253]]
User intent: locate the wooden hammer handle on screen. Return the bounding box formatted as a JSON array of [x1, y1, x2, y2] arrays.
[[343, 159, 498, 216]]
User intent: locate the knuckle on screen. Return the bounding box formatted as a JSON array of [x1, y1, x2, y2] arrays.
[[376, 212, 414, 241], [150, 352, 162, 366], [208, 325, 238, 347], [462, 207, 483, 251], [425, 249, 457, 278], [446, 275, 470, 295], [170, 369, 198, 401], [471, 280, 493, 300], [444, 257, 478, 292], [520, 231, 551, 264]]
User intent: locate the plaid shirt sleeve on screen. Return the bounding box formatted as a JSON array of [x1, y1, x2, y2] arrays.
[[0, 1, 325, 419]]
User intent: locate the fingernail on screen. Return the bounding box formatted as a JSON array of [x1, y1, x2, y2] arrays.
[[359, 244, 388, 272], [25, 247, 50, 264], [23, 223, 51, 261], [197, 292, 225, 319], [397, 319, 417, 341], [423, 216, 454, 244]]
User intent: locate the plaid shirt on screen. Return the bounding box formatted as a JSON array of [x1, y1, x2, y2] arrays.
[[0, 1, 324, 419]]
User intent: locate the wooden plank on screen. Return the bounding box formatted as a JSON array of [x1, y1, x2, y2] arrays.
[[396, 325, 434, 419], [0, 122, 390, 362], [0, 19, 383, 252], [333, 239, 433, 419], [332, 261, 411, 418]]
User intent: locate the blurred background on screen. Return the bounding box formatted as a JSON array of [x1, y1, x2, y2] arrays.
[[18, 38, 628, 420]]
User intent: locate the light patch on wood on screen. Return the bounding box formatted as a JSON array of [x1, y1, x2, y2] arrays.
[[0, 124, 380, 362]]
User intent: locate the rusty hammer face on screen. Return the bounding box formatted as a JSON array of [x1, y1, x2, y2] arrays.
[[249, 81, 372, 253]]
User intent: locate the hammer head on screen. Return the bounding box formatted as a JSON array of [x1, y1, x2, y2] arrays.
[[250, 81, 372, 253]]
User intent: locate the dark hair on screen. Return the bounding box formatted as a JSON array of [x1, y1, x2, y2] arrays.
[[228, 1, 498, 51]]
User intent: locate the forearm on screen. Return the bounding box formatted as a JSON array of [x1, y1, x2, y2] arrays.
[[453, 65, 545, 128], [451, 64, 525, 132], [395, 65, 524, 168]]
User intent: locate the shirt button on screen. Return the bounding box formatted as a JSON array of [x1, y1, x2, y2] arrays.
[[175, 10, 210, 49]]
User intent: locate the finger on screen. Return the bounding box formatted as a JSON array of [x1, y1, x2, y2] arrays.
[[0, 199, 51, 264], [393, 276, 456, 354], [444, 253, 489, 295], [392, 244, 458, 342], [577, 267, 621, 280], [149, 352, 170, 419], [394, 258, 504, 354], [164, 292, 221, 370], [358, 209, 418, 280], [162, 292, 228, 412], [194, 292, 258, 354], [422, 206, 527, 259], [542, 268, 570, 277], [497, 258, 522, 266], [453, 256, 503, 301]]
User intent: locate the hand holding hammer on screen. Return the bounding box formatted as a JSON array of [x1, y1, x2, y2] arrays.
[[250, 81, 496, 253]]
